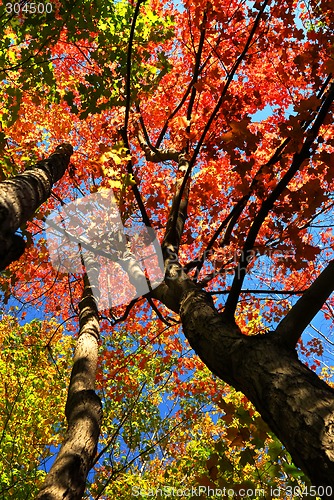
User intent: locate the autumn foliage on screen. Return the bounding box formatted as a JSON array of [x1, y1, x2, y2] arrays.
[[0, 0, 334, 498]]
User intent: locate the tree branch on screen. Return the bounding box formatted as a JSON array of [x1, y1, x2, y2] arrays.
[[150, 280, 182, 314], [185, 9, 207, 152], [109, 298, 139, 325], [276, 260, 334, 349], [123, 0, 143, 134], [223, 80, 334, 320], [147, 296, 172, 325], [188, 0, 271, 170], [170, 0, 271, 251], [118, 0, 154, 229], [184, 73, 332, 278], [154, 20, 224, 149], [208, 289, 307, 295], [136, 126, 179, 162], [162, 153, 190, 265]]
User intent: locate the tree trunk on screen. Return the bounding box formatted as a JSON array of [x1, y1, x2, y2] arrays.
[[0, 143, 73, 270], [179, 287, 334, 490], [36, 257, 102, 500], [153, 278, 334, 493]]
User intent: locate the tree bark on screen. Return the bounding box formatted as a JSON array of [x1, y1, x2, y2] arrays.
[[143, 138, 334, 493], [152, 277, 334, 493], [0, 143, 73, 270], [36, 257, 102, 500]]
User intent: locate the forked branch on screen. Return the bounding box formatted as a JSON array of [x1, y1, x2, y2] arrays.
[[136, 126, 179, 162]]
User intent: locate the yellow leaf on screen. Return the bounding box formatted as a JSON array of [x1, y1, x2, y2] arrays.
[[107, 179, 122, 189]]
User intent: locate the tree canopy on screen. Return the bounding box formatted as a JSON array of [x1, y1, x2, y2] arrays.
[[0, 0, 333, 498]]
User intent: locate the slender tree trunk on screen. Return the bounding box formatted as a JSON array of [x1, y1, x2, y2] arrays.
[[37, 256, 102, 500], [0, 143, 73, 270]]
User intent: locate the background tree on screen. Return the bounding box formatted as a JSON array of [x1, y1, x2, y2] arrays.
[[0, 143, 73, 269], [0, 0, 334, 497]]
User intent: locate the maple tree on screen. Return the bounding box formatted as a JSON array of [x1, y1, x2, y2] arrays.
[[0, 0, 334, 498], [2, 310, 315, 499]]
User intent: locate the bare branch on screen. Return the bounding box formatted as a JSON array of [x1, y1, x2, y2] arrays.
[[310, 323, 334, 347], [147, 297, 172, 326], [109, 298, 139, 325], [276, 260, 334, 349]]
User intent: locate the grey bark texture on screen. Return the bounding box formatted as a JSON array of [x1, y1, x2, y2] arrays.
[[0, 143, 73, 270], [36, 256, 102, 500]]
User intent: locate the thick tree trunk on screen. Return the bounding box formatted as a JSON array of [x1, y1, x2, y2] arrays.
[[142, 145, 334, 492], [36, 257, 102, 500], [0, 143, 73, 270], [179, 286, 334, 490], [134, 77, 334, 492], [153, 278, 334, 493]]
